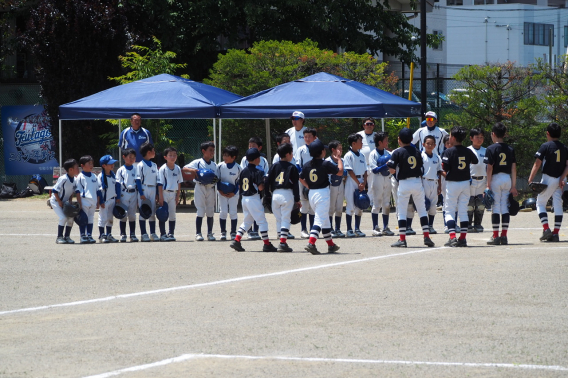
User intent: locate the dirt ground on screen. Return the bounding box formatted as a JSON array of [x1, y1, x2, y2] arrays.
[[0, 198, 567, 378]]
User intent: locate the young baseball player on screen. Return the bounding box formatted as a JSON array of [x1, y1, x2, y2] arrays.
[[230, 148, 278, 252], [97, 155, 120, 243], [157, 147, 182, 241], [272, 133, 296, 165], [441, 126, 479, 247], [136, 142, 159, 242], [51, 158, 79, 244], [440, 134, 451, 232], [368, 132, 395, 236], [484, 122, 517, 245], [299, 139, 344, 254], [326, 140, 346, 238], [467, 128, 487, 233], [266, 142, 300, 252], [527, 122, 568, 242], [217, 145, 241, 240], [76, 155, 99, 244], [387, 128, 434, 248], [183, 141, 217, 241], [240, 136, 270, 240], [421, 135, 443, 234], [116, 148, 139, 242], [344, 133, 368, 237], [294, 128, 318, 237]]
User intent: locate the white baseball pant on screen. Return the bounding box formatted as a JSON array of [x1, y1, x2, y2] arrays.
[[299, 182, 314, 215], [329, 181, 345, 217], [120, 191, 137, 222], [240, 194, 268, 233], [536, 174, 564, 216], [396, 177, 427, 220], [219, 193, 239, 220], [470, 177, 486, 197], [490, 173, 512, 215], [194, 183, 216, 217], [444, 180, 470, 224], [50, 198, 74, 227], [422, 178, 438, 216], [309, 188, 332, 229], [391, 176, 415, 219], [371, 174, 391, 215], [162, 190, 178, 221], [81, 198, 97, 224], [345, 176, 364, 216], [98, 197, 116, 228], [272, 189, 294, 233]]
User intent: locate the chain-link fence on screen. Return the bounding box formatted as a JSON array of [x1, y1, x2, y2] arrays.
[[0, 83, 47, 190]]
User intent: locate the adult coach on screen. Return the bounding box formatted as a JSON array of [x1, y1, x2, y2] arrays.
[[357, 117, 377, 198], [119, 113, 154, 162], [286, 111, 307, 153], [412, 111, 448, 157]]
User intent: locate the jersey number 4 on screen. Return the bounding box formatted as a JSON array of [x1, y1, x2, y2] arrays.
[[275, 172, 285, 184]]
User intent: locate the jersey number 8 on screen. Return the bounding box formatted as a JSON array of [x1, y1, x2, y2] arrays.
[[242, 178, 249, 191]]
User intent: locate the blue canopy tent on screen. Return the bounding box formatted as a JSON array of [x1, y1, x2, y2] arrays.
[[58, 74, 242, 164], [218, 72, 421, 159]]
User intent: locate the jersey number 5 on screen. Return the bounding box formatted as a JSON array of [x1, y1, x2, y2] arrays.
[[242, 178, 249, 191], [458, 157, 466, 170], [407, 156, 417, 169]]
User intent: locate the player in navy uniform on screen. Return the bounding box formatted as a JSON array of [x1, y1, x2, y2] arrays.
[[387, 128, 434, 248], [294, 128, 318, 237], [528, 122, 568, 242], [326, 140, 347, 238], [484, 122, 517, 245], [230, 148, 278, 252], [441, 126, 479, 247], [266, 142, 300, 252], [299, 139, 343, 254]]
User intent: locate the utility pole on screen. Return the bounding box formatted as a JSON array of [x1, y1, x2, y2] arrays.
[[420, 0, 427, 118]]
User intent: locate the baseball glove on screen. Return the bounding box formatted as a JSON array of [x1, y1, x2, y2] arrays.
[[483, 188, 495, 208], [262, 191, 273, 213], [529, 182, 547, 194]]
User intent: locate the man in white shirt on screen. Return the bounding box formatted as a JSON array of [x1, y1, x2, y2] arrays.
[[285, 111, 307, 154], [412, 111, 448, 157]]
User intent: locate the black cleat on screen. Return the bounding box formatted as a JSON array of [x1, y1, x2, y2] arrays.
[[305, 243, 321, 255], [456, 238, 468, 247], [277, 243, 293, 252], [500, 236, 508, 245], [230, 240, 245, 252], [540, 228, 553, 242], [423, 237, 435, 247], [444, 238, 458, 247], [548, 233, 560, 242], [263, 242, 278, 252], [327, 244, 340, 253], [487, 236, 501, 245], [391, 239, 407, 248]]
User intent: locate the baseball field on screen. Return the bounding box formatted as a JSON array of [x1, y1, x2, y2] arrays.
[[1, 198, 567, 377]]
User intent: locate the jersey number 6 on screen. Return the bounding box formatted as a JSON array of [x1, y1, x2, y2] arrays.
[[309, 169, 318, 182]]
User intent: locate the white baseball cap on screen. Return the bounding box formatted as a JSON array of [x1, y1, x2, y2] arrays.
[[291, 111, 305, 119], [425, 111, 437, 119]]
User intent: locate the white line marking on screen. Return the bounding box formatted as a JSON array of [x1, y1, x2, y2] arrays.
[[82, 353, 568, 378], [0, 247, 443, 316]]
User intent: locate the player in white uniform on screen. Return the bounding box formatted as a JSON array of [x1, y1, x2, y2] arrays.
[[76, 155, 99, 244], [217, 145, 242, 241], [412, 111, 448, 157], [97, 155, 120, 243], [467, 128, 487, 233], [344, 133, 368, 237], [285, 111, 307, 154], [368, 131, 395, 236], [116, 148, 139, 242], [157, 147, 182, 241], [240, 136, 270, 240], [357, 117, 377, 206], [421, 135, 443, 234], [51, 159, 79, 244], [295, 128, 318, 237], [136, 142, 159, 242], [326, 140, 346, 238], [183, 141, 217, 241], [272, 133, 297, 166]]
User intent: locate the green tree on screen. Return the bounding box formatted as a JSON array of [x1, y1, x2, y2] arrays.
[[205, 39, 400, 155], [532, 56, 568, 130], [104, 37, 189, 151], [446, 62, 546, 177]]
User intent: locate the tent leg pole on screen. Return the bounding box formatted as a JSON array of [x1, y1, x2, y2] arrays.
[[59, 119, 62, 169], [118, 119, 122, 166], [219, 119, 222, 162], [213, 118, 219, 213], [382, 118, 385, 132], [265, 119, 271, 162]]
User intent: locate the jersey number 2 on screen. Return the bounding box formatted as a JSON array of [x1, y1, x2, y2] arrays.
[[499, 153, 507, 166]]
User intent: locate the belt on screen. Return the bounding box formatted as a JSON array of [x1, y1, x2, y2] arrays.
[[422, 177, 436, 181], [355, 175, 363, 178], [123, 189, 136, 193], [471, 176, 485, 180], [164, 190, 176, 192], [143, 184, 155, 187]]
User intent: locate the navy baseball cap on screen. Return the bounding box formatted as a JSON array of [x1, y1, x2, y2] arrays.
[[100, 155, 117, 166], [246, 148, 261, 161], [398, 128, 413, 144], [308, 139, 327, 157]]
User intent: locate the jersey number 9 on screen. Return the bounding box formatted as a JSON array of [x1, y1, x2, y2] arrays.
[[407, 156, 417, 169]]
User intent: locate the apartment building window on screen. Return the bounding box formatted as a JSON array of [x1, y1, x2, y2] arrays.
[[524, 22, 554, 46], [447, 0, 463, 5], [565, 26, 568, 47], [432, 30, 443, 50]]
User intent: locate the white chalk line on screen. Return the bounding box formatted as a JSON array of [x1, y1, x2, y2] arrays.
[[0, 247, 443, 316], [82, 353, 568, 378]]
